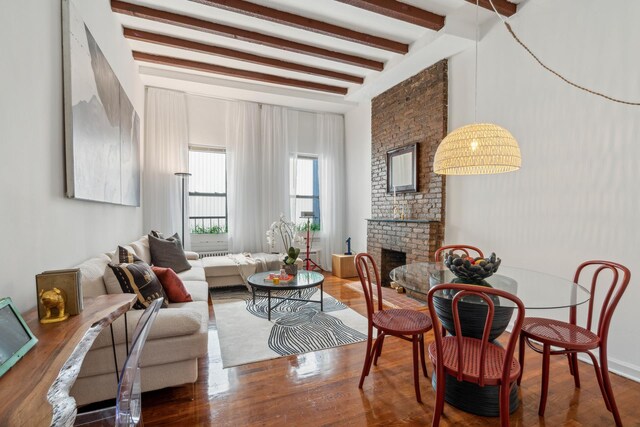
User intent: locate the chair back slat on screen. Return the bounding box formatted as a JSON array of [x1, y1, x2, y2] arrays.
[[451, 290, 495, 385], [572, 260, 630, 338], [355, 253, 383, 321], [428, 283, 525, 387], [434, 245, 484, 262]]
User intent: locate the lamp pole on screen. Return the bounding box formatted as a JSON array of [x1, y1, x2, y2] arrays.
[[175, 172, 191, 248]]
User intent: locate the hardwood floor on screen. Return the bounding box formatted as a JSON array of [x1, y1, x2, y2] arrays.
[[141, 274, 640, 426]]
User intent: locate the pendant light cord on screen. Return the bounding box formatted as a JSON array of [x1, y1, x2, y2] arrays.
[[487, 0, 640, 106], [474, 0, 479, 122]]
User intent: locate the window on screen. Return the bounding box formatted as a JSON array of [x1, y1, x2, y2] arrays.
[[188, 146, 227, 234], [291, 156, 320, 228]]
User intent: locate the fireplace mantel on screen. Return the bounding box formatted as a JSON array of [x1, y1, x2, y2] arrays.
[[367, 218, 439, 224]]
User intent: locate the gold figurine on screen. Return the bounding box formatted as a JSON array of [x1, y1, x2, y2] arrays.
[[39, 288, 70, 323]]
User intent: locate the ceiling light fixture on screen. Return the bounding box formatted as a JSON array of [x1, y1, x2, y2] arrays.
[[434, 0, 521, 176]]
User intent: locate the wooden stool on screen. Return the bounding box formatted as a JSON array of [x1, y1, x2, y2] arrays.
[[332, 254, 357, 278]]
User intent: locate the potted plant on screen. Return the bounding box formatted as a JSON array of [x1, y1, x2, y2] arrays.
[[266, 214, 302, 275]]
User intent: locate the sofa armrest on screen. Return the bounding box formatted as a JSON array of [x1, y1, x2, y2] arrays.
[[184, 251, 199, 260]]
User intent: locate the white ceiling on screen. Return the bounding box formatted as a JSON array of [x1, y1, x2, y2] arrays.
[[113, 0, 515, 112]]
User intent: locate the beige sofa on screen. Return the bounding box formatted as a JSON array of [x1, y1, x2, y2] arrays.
[[70, 236, 209, 406]]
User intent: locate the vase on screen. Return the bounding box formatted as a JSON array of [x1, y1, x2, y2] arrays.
[[283, 264, 298, 275]]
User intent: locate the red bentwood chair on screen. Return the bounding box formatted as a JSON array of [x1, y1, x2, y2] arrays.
[[427, 284, 525, 427], [355, 253, 433, 402], [434, 245, 484, 262], [518, 260, 631, 426]]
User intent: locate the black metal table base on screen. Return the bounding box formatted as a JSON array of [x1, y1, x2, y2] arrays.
[[251, 285, 324, 321], [432, 373, 520, 416]]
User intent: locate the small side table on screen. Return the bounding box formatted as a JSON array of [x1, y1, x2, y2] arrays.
[[332, 254, 357, 278]]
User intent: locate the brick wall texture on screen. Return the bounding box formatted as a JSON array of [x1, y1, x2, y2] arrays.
[[367, 60, 448, 271]]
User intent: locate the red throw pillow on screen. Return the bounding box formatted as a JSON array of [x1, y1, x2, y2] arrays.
[[151, 266, 193, 303]]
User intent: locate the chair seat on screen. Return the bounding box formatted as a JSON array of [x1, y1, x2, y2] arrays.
[[521, 317, 600, 350], [372, 309, 432, 335], [428, 336, 520, 385]]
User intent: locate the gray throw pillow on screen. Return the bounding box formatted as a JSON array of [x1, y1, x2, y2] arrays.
[[148, 233, 192, 273]]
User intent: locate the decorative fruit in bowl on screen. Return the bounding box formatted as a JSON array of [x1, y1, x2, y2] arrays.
[[443, 251, 501, 282]]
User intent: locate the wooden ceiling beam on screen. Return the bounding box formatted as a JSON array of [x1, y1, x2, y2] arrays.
[[191, 0, 408, 54], [465, 0, 517, 17], [123, 28, 364, 84], [111, 1, 384, 71], [132, 51, 349, 95], [334, 0, 445, 30]]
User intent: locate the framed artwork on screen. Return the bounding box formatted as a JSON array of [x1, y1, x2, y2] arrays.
[[387, 143, 418, 193], [62, 0, 140, 206]]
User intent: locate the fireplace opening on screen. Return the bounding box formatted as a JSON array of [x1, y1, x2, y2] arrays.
[[381, 248, 406, 287]]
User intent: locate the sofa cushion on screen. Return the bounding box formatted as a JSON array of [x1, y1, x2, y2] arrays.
[[184, 250, 199, 260], [148, 233, 191, 273], [201, 256, 249, 277], [108, 260, 168, 310], [152, 266, 192, 303], [177, 263, 206, 282], [130, 235, 151, 265], [182, 281, 209, 302], [76, 254, 110, 298]]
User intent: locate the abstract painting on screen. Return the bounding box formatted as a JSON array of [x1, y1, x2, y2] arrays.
[[62, 0, 140, 206]]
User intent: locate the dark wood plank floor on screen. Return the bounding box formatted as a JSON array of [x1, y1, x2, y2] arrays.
[[141, 274, 640, 426]]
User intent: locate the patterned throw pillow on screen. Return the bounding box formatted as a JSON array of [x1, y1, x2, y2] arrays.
[[148, 233, 192, 273], [108, 256, 169, 310]]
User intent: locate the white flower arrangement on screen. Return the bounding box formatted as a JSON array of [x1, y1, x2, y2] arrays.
[[266, 214, 303, 265]]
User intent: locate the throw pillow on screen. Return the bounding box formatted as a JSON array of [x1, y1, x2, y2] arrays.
[[104, 246, 144, 295], [150, 230, 165, 239], [108, 260, 169, 310], [148, 233, 192, 273], [152, 266, 193, 303]]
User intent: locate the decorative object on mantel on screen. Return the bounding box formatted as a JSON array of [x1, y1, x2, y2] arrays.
[[443, 251, 501, 283], [387, 143, 418, 193], [266, 214, 303, 275], [434, 0, 521, 176]]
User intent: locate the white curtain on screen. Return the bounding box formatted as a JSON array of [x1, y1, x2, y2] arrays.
[[143, 88, 190, 249], [227, 102, 295, 253], [317, 113, 346, 270], [260, 105, 294, 252]]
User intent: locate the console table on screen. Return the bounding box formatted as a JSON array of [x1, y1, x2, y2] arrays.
[[0, 294, 136, 427]]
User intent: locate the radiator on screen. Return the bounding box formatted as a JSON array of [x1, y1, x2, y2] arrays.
[[198, 251, 230, 259]]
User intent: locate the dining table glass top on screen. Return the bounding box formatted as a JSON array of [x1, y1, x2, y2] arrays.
[[390, 262, 590, 309]]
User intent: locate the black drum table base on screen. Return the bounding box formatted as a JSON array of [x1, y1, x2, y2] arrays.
[[432, 373, 519, 416]]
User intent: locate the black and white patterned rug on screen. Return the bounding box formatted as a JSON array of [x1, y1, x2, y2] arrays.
[[210, 287, 368, 368]]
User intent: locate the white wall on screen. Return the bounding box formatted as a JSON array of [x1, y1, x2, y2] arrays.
[[0, 0, 145, 311], [345, 102, 372, 253], [186, 93, 320, 154], [447, 0, 640, 379]]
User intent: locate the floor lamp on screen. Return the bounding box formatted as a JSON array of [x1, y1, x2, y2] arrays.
[[300, 211, 321, 271], [175, 172, 191, 248]]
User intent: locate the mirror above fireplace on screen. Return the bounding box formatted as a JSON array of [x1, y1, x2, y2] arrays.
[[387, 143, 418, 193]]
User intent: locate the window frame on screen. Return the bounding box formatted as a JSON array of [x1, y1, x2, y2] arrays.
[[188, 145, 228, 235], [292, 154, 320, 227]]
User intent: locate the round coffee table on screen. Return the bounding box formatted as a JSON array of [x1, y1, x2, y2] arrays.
[[247, 270, 325, 321]]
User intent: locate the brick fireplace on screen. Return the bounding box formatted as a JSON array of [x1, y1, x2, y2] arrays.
[[367, 60, 447, 281]]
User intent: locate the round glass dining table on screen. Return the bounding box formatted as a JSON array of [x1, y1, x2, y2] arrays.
[[390, 262, 590, 309], [389, 262, 590, 417]]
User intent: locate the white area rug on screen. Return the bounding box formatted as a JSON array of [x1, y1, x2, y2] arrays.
[[211, 287, 369, 368]]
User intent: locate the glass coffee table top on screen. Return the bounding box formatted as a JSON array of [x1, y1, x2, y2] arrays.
[[390, 262, 590, 309], [247, 270, 324, 290]]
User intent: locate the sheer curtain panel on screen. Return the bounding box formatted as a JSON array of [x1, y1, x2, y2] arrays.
[[226, 102, 263, 253], [317, 113, 346, 270], [143, 88, 190, 248]]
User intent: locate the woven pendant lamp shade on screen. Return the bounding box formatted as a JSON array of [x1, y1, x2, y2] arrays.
[[434, 123, 521, 175]]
